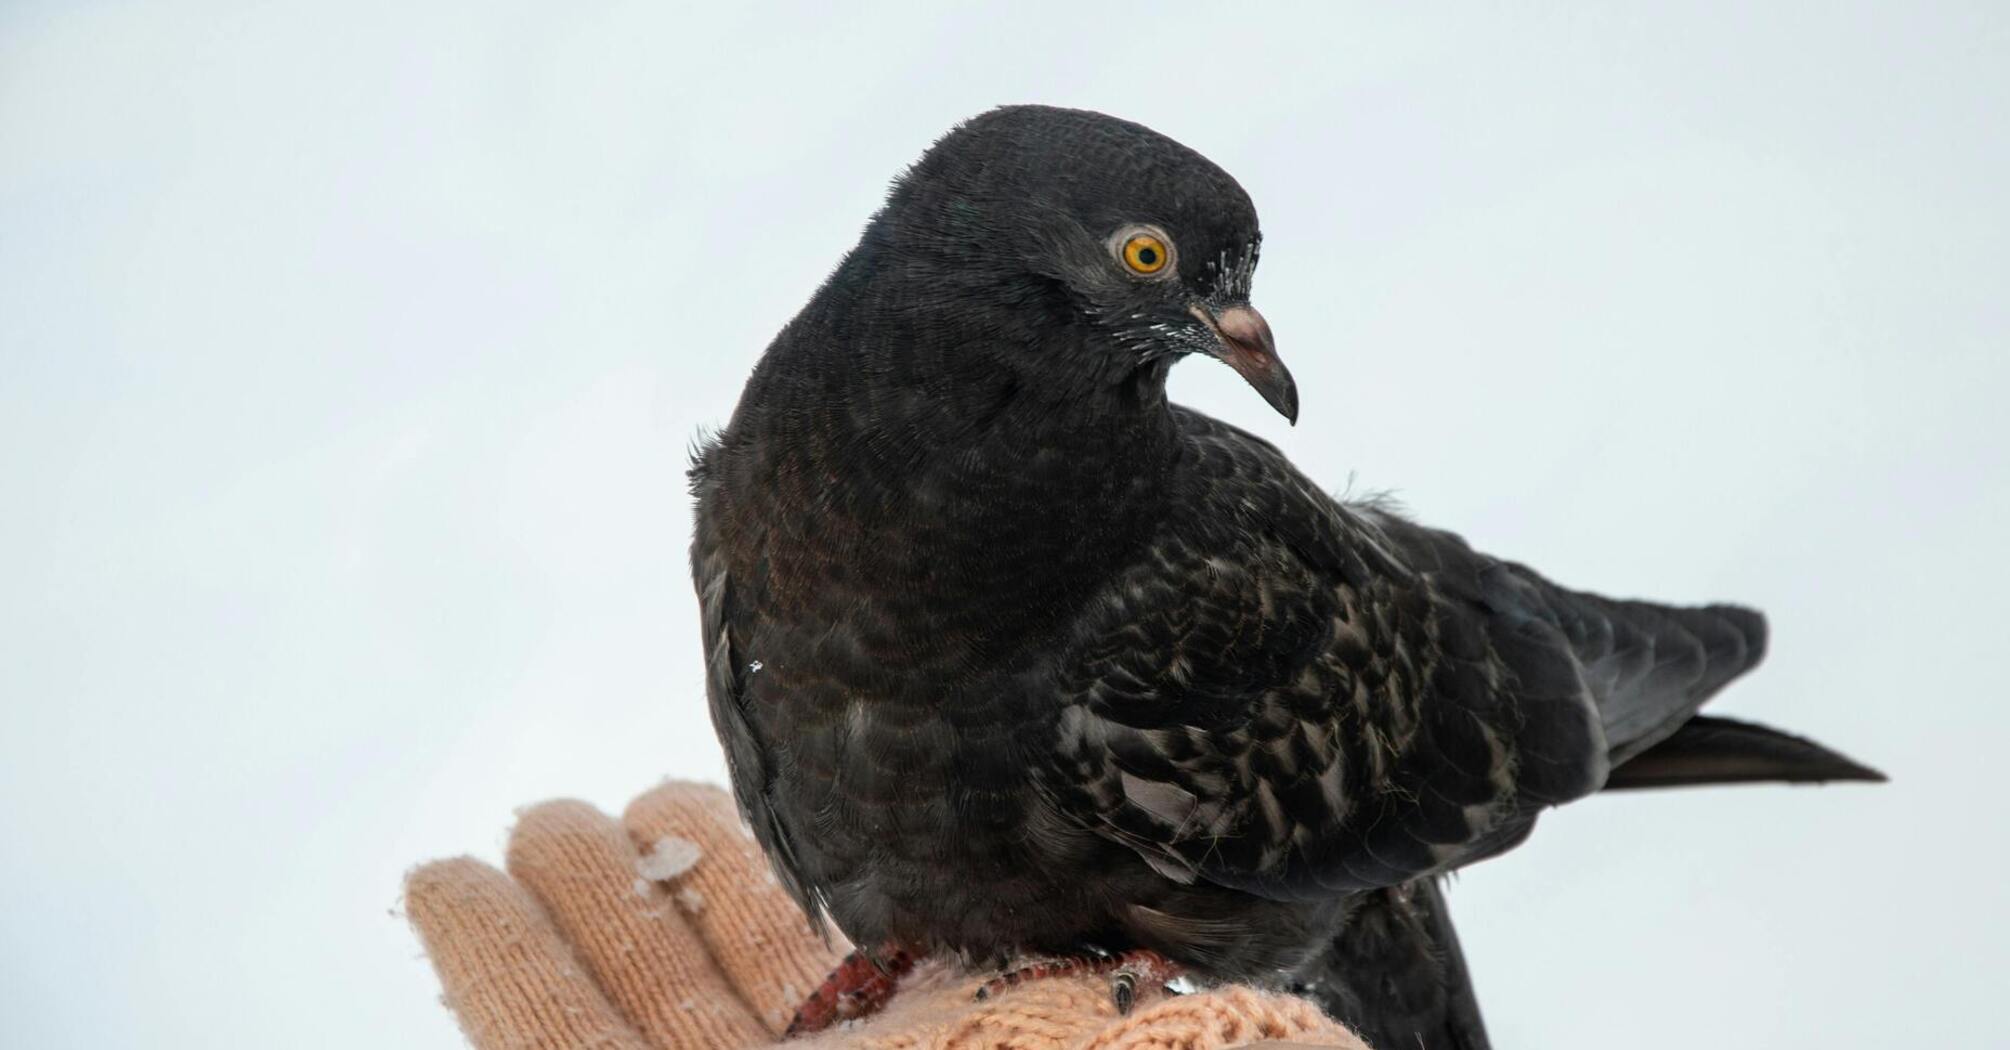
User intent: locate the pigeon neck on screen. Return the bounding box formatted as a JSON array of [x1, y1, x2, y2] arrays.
[[827, 276, 1182, 481], [740, 267, 1181, 659], [795, 244, 1182, 461]]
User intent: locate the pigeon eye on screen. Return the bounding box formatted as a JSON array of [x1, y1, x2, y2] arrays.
[[1117, 230, 1174, 277]]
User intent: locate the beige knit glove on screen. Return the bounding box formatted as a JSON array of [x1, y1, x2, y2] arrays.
[[405, 781, 1368, 1050]]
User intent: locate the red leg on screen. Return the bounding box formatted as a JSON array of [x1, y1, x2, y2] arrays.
[[784, 945, 916, 1038], [973, 949, 1183, 1015]]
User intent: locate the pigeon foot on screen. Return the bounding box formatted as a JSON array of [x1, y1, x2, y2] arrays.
[[784, 944, 916, 1038], [973, 948, 1183, 1015]]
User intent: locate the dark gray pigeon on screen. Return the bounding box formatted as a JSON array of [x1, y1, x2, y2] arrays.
[[689, 105, 1881, 1049]]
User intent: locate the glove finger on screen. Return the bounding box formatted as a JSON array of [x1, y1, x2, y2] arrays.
[[623, 781, 846, 1035], [404, 856, 654, 1050], [507, 800, 772, 1050]]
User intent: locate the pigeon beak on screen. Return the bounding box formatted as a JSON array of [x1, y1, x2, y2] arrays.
[[1190, 303, 1298, 424]]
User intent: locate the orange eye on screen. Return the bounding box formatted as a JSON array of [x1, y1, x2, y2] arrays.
[[1121, 233, 1171, 275]]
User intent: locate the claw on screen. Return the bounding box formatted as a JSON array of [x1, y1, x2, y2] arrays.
[[1111, 969, 1138, 1015]]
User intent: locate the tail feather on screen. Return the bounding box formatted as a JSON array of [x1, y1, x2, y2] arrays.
[[1605, 714, 1887, 790]]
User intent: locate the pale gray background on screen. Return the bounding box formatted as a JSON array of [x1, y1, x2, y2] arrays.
[[3, 2, 2004, 1047]]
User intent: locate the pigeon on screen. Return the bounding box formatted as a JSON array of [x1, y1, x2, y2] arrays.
[[689, 105, 1882, 1049]]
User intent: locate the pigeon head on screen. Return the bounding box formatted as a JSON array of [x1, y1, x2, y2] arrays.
[[868, 105, 1296, 423]]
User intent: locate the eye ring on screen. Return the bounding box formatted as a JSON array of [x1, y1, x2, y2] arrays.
[[1111, 225, 1176, 279]]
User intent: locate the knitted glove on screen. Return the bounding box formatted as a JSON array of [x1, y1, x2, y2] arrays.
[[405, 781, 1368, 1050]]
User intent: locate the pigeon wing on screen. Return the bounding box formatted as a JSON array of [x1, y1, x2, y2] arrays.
[[1042, 408, 1720, 900]]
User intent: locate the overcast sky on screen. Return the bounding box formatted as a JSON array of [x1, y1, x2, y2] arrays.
[[3, 3, 2005, 1047]]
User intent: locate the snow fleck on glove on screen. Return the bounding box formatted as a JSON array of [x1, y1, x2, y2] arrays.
[[404, 781, 1369, 1050]]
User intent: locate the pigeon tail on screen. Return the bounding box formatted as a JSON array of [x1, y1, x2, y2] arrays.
[[1555, 598, 1885, 790], [1605, 714, 1888, 790]]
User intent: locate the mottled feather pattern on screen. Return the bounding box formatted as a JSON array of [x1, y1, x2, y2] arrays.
[[1042, 410, 1591, 906]]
